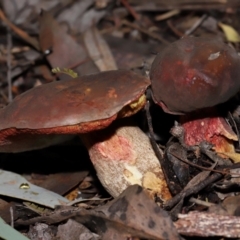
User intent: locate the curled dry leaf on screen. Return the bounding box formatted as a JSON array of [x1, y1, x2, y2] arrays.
[[85, 185, 179, 240], [83, 27, 118, 71]]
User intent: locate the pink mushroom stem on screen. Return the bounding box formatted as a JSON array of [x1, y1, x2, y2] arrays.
[[81, 118, 171, 200]]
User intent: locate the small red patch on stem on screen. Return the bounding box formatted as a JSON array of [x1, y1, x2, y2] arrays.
[[96, 134, 136, 163]]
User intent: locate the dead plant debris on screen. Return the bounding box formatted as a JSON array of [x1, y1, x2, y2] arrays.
[[1, 1, 240, 239]]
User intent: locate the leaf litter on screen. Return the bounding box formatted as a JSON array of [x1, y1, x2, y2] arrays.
[[1, 1, 240, 239]]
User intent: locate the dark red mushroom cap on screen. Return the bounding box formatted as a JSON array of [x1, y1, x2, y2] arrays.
[[0, 70, 149, 152], [0, 70, 149, 131], [150, 36, 240, 114]]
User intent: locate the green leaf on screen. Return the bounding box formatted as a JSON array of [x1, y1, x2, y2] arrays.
[[0, 216, 30, 240]]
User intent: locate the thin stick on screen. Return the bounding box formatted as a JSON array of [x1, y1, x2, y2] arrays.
[[185, 14, 208, 35], [169, 152, 228, 175], [164, 171, 223, 210], [228, 112, 240, 148], [120, 0, 140, 21], [189, 197, 215, 207], [10, 206, 14, 227], [0, 9, 40, 50], [145, 101, 182, 195], [6, 26, 13, 102], [122, 20, 169, 45]]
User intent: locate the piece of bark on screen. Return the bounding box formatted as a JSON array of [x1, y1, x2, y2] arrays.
[[57, 219, 100, 240], [175, 211, 240, 238], [27, 223, 55, 240]]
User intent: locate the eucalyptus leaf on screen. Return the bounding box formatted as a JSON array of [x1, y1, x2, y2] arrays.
[[0, 216, 30, 240], [0, 170, 69, 208]]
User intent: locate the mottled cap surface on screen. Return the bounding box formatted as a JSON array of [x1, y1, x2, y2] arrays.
[[150, 37, 240, 114], [0, 70, 149, 132]]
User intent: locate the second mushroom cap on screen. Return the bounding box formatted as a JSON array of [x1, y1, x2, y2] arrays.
[[150, 37, 240, 114]]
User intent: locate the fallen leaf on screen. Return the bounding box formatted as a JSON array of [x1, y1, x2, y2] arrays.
[[83, 27, 118, 71], [16, 185, 180, 239], [217, 151, 240, 163], [96, 185, 180, 239], [0, 216, 30, 240], [218, 22, 240, 43], [0, 170, 69, 208], [39, 11, 98, 79]]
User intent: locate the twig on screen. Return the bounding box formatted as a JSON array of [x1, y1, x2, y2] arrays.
[[228, 111, 240, 148], [189, 197, 215, 207], [122, 20, 169, 45], [10, 206, 14, 228], [169, 152, 228, 175], [145, 101, 163, 157], [6, 25, 13, 102], [164, 171, 223, 210], [185, 14, 208, 35], [167, 14, 208, 38], [155, 9, 181, 21], [0, 9, 40, 50], [67, 197, 111, 206], [167, 20, 184, 37], [145, 100, 182, 195], [120, 0, 140, 21]]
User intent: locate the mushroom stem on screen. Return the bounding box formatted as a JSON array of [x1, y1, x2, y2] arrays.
[[81, 118, 171, 200], [179, 108, 238, 153]]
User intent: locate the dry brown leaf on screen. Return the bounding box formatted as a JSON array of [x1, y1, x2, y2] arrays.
[[90, 185, 180, 240], [217, 151, 240, 163], [39, 11, 98, 79], [0, 9, 40, 50], [83, 27, 118, 71]]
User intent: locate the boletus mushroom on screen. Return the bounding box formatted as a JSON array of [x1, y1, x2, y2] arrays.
[[150, 36, 240, 154], [0, 70, 171, 200]]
